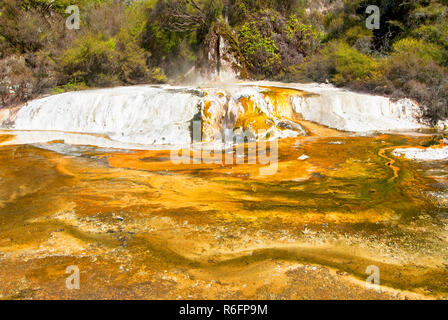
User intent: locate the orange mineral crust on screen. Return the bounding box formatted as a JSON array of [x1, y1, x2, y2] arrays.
[[0, 124, 447, 300]]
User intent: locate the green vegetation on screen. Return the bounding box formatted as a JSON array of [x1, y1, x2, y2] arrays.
[[301, 0, 448, 123], [238, 10, 321, 78], [1, 0, 447, 122]]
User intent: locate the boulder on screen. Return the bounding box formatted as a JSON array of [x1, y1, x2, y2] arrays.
[[198, 19, 248, 81]]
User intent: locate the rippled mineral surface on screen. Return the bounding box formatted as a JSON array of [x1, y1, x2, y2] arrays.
[[1, 119, 447, 299]]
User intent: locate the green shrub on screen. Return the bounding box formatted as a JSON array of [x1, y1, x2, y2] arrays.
[[151, 67, 168, 83], [60, 33, 116, 85], [392, 38, 444, 64], [59, 29, 149, 87], [238, 19, 281, 76], [383, 46, 448, 122], [410, 24, 448, 65], [303, 41, 380, 86], [410, 3, 448, 23], [52, 79, 88, 94], [343, 26, 372, 45], [238, 10, 320, 78], [332, 42, 379, 85]]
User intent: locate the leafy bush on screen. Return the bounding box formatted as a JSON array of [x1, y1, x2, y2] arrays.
[[392, 38, 444, 64], [302, 41, 380, 87], [238, 10, 321, 78], [332, 42, 379, 85], [60, 31, 150, 87], [238, 16, 282, 77], [60, 33, 117, 86], [383, 43, 448, 122], [151, 67, 168, 83], [0, 0, 54, 53], [58, 1, 151, 87]]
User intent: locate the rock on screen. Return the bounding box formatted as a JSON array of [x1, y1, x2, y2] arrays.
[[302, 227, 312, 235], [291, 85, 426, 132], [437, 120, 448, 132], [393, 146, 448, 161], [198, 19, 248, 81], [277, 120, 307, 136]]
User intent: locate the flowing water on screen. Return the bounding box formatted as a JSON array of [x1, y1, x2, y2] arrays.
[[0, 83, 447, 300]]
